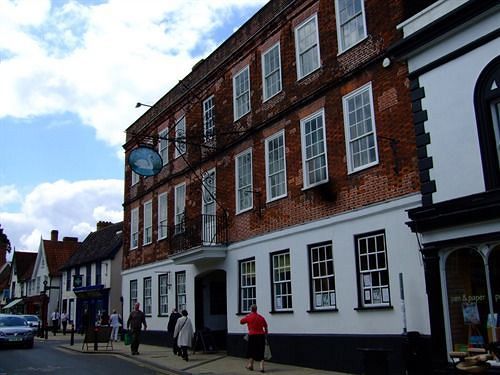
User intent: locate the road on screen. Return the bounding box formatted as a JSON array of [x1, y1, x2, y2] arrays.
[[0, 338, 169, 375]]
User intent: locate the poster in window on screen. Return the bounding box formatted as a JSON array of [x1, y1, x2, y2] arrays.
[[373, 288, 382, 304], [382, 287, 390, 303], [322, 293, 330, 306], [363, 274, 372, 287], [315, 294, 322, 307], [276, 297, 282, 310], [364, 290, 371, 303], [462, 302, 480, 325]]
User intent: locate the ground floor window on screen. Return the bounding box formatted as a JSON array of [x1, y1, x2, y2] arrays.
[[444, 244, 500, 351]]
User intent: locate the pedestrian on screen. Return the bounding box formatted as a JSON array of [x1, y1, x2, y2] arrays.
[[51, 310, 60, 336], [173, 309, 194, 361], [81, 308, 89, 335], [109, 309, 122, 342], [127, 302, 147, 355], [240, 304, 268, 373], [167, 308, 182, 355], [60, 311, 68, 335]]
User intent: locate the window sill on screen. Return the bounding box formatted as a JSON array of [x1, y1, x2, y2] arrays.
[[307, 308, 338, 313], [269, 310, 293, 315], [296, 65, 321, 82], [354, 305, 393, 312], [301, 179, 329, 192], [347, 161, 379, 176], [235, 312, 248, 316], [337, 35, 368, 56]]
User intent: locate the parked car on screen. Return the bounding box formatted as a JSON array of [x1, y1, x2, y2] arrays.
[[21, 315, 41, 334], [0, 314, 34, 348]]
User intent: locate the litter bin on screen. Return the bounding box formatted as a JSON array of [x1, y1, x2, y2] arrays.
[[357, 348, 390, 375]]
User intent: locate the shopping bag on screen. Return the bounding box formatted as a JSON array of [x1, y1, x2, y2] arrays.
[[124, 332, 131, 346], [264, 338, 272, 360]]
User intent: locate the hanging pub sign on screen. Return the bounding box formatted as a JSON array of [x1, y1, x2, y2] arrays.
[[73, 275, 83, 288], [128, 146, 163, 177]]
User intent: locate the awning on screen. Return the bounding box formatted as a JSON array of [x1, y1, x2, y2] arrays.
[[1, 298, 23, 310]]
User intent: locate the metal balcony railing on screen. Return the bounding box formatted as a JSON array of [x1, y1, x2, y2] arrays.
[[168, 214, 228, 254]]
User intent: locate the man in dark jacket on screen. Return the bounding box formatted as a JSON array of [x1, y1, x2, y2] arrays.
[[167, 308, 182, 355], [127, 302, 147, 355]]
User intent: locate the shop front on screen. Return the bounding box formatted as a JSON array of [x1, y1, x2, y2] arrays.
[[73, 285, 109, 333]]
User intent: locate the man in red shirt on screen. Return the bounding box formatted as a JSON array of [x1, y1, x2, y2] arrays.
[[240, 304, 268, 372]]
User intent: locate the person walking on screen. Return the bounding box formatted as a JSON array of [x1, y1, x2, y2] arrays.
[[60, 311, 68, 335], [240, 304, 268, 373], [109, 309, 122, 342], [167, 308, 182, 355], [173, 309, 194, 361], [51, 310, 60, 336], [127, 302, 147, 355]]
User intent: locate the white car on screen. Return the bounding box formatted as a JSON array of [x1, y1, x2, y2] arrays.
[[0, 314, 34, 349], [21, 315, 41, 334]]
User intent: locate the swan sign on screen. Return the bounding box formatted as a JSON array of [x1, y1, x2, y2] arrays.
[[128, 146, 163, 176]]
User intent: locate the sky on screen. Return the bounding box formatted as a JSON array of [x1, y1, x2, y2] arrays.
[[0, 0, 268, 258]]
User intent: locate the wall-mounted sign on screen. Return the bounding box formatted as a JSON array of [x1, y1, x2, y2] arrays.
[[73, 275, 82, 288], [128, 146, 163, 176]]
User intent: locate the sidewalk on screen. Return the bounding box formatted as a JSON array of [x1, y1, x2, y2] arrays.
[[36, 334, 353, 375]]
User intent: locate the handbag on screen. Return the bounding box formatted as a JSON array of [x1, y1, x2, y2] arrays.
[[264, 337, 272, 360], [124, 332, 131, 346]]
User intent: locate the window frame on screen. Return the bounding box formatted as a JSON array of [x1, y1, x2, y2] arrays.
[[343, 82, 379, 174], [265, 130, 288, 202], [175, 271, 187, 312], [130, 279, 138, 312], [174, 183, 186, 234], [354, 230, 391, 309], [143, 199, 153, 245], [308, 241, 337, 311], [158, 273, 169, 317], [131, 170, 139, 186], [301, 108, 329, 189], [262, 42, 282, 101], [130, 207, 139, 250], [159, 128, 168, 166], [335, 0, 368, 53], [239, 257, 256, 314], [203, 96, 215, 141], [174, 116, 186, 158], [143, 276, 152, 316], [233, 66, 251, 121], [294, 14, 321, 80], [235, 148, 253, 214], [270, 249, 293, 312], [158, 192, 168, 240]]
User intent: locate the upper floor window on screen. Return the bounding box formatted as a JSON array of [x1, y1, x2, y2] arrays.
[[174, 183, 186, 234], [158, 192, 168, 240], [158, 273, 169, 316], [271, 250, 292, 311], [309, 242, 336, 310], [175, 116, 186, 158], [66, 270, 71, 291], [176, 271, 187, 312], [95, 261, 102, 285], [236, 149, 253, 214], [343, 82, 378, 173], [86, 264, 92, 287], [130, 207, 139, 249], [233, 66, 251, 121], [159, 129, 168, 166], [262, 43, 282, 101], [239, 257, 256, 313], [202, 169, 216, 244], [203, 96, 215, 141], [131, 170, 139, 186], [355, 230, 390, 308], [295, 14, 320, 80], [474, 57, 500, 189], [130, 279, 138, 312], [301, 109, 328, 188], [335, 0, 367, 52], [143, 200, 153, 245], [143, 277, 152, 316], [265, 130, 287, 202]]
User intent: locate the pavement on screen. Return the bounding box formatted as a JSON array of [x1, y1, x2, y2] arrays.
[[35, 333, 353, 375]]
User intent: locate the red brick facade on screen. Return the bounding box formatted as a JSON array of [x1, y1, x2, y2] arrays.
[[123, 0, 426, 270]]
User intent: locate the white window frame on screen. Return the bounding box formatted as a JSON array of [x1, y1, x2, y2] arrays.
[[131, 170, 139, 186], [301, 109, 329, 188], [158, 273, 169, 316], [143, 277, 152, 315], [262, 42, 282, 101], [240, 258, 256, 313], [271, 250, 293, 311], [265, 130, 287, 202], [343, 82, 379, 173], [174, 183, 186, 234], [309, 242, 336, 310], [294, 14, 321, 80], [159, 129, 168, 166], [233, 66, 251, 121], [176, 271, 186, 312], [158, 192, 168, 240], [235, 148, 253, 214], [202, 169, 216, 244], [130, 279, 138, 312], [143, 200, 152, 245], [175, 116, 186, 158], [335, 0, 367, 53], [130, 207, 139, 249], [203, 96, 215, 141]]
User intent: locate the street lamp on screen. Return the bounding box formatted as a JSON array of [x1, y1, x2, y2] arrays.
[[135, 102, 152, 108]]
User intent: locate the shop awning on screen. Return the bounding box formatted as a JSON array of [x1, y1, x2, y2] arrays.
[[1, 298, 23, 310]]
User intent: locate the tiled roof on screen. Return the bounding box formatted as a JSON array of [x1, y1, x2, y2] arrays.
[[44, 237, 80, 277], [14, 251, 37, 281], [61, 222, 122, 270]]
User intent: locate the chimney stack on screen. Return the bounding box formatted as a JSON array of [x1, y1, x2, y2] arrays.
[[51, 230, 59, 241], [96, 221, 113, 231]]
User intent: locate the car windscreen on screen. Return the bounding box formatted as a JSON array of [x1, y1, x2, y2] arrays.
[[0, 316, 28, 327]]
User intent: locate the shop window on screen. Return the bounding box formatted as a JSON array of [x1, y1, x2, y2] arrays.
[[488, 245, 500, 342]]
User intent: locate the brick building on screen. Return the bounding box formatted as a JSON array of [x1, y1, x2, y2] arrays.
[[122, 0, 435, 372]]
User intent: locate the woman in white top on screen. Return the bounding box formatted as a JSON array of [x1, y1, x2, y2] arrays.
[[109, 309, 122, 342], [173, 310, 194, 361]]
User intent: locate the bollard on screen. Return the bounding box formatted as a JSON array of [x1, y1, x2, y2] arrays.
[[94, 327, 98, 351], [70, 325, 74, 346], [45, 326, 48, 340]]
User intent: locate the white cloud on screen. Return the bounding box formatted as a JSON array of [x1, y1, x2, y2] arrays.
[[0, 0, 268, 150], [0, 185, 22, 207], [0, 179, 123, 252]]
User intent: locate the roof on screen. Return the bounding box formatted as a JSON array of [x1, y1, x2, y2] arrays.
[[0, 263, 11, 290], [13, 251, 37, 282], [61, 222, 123, 270], [43, 237, 80, 277]]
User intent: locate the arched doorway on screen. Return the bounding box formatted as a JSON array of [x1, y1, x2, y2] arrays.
[[194, 270, 227, 350]]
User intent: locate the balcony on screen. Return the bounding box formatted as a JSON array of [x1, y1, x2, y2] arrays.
[[168, 214, 228, 265]]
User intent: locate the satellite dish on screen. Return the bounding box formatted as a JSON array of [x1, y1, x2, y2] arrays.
[[128, 146, 163, 176]]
